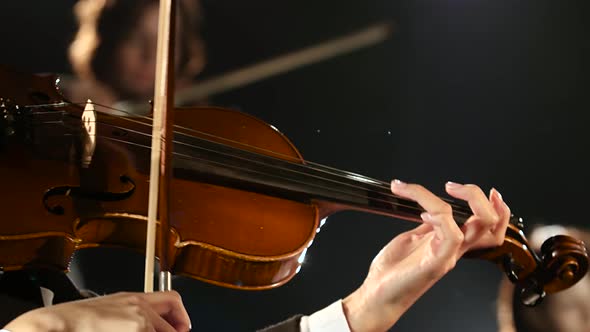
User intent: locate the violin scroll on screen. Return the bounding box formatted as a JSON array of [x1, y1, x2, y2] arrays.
[[466, 218, 589, 307], [537, 235, 588, 292]]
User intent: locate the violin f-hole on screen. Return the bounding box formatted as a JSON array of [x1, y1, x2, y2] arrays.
[[43, 175, 136, 215]]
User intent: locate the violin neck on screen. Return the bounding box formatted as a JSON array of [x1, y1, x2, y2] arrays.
[[172, 135, 473, 226]]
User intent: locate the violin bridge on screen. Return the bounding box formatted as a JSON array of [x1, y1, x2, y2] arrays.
[[81, 99, 97, 168]]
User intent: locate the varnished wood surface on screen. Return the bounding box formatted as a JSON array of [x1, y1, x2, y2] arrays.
[[1, 67, 321, 288]]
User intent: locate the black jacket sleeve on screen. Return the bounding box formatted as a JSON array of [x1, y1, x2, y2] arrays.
[[257, 315, 304, 332]]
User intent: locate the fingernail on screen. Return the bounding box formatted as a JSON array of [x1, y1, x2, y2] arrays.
[[491, 188, 503, 201], [446, 181, 462, 189], [420, 212, 441, 225], [392, 179, 406, 187]]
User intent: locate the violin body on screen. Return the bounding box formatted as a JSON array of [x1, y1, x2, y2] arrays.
[[0, 65, 320, 289]]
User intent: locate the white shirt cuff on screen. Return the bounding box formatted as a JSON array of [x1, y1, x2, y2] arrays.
[[300, 300, 351, 332]]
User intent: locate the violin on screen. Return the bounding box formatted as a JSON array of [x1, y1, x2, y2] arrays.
[[0, 64, 587, 306]]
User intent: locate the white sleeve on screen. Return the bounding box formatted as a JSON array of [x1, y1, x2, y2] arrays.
[[299, 300, 351, 332], [40, 287, 55, 307]]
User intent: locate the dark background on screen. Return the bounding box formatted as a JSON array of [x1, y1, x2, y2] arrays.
[[1, 0, 589, 330]]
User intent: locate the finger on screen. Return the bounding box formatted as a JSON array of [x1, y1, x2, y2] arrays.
[[445, 182, 497, 225], [461, 188, 511, 251], [446, 182, 501, 246], [391, 180, 452, 215], [137, 300, 177, 332], [422, 211, 464, 259], [488, 188, 510, 246], [391, 180, 464, 263], [380, 223, 433, 256], [373, 223, 432, 264], [411, 221, 434, 237], [420, 212, 443, 241], [141, 292, 191, 332], [391, 180, 463, 256], [407, 223, 435, 248]]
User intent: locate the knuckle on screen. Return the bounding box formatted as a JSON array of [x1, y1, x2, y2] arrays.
[[439, 203, 452, 214], [126, 294, 144, 306], [408, 183, 425, 193], [494, 233, 505, 246], [125, 303, 148, 323], [446, 259, 458, 272], [396, 232, 412, 242], [464, 184, 484, 198], [482, 214, 499, 228], [169, 290, 183, 302], [451, 228, 465, 245], [491, 213, 501, 225]]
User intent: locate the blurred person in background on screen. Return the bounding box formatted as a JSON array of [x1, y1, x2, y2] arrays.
[[63, 0, 206, 115]]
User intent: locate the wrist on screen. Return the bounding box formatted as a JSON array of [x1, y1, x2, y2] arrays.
[[342, 286, 402, 332]]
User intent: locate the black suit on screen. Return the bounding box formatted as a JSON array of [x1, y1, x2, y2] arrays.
[[257, 315, 303, 332], [0, 269, 85, 327]]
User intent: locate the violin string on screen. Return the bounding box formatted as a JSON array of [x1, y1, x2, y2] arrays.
[[28, 105, 405, 210], [29, 106, 402, 201], [27, 102, 473, 215], [28, 101, 394, 191], [99, 134, 473, 220], [27, 101, 134, 114], [36, 119, 474, 220], [30, 119, 473, 217], [30, 112, 466, 220], [42, 109, 449, 214], [35, 114, 427, 207], [55, 120, 424, 214], [28, 103, 476, 218]]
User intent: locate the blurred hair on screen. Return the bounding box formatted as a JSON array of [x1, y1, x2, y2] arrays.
[[69, 0, 205, 86]]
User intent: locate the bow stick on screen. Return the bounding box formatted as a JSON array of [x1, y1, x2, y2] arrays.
[[145, 0, 176, 292]]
